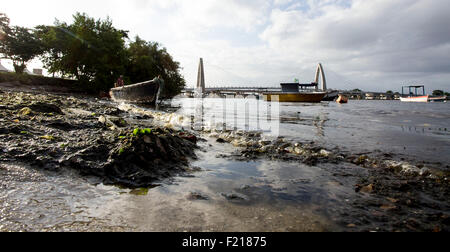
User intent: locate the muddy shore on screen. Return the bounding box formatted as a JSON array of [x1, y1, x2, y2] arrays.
[[0, 84, 449, 232]]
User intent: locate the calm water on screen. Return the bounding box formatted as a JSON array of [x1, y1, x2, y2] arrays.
[[171, 98, 450, 165]]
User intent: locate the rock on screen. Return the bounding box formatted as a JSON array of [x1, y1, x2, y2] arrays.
[[99, 115, 127, 129], [221, 193, 248, 201], [358, 184, 374, 194], [380, 205, 397, 211], [181, 135, 197, 144], [18, 107, 32, 116], [98, 115, 107, 124], [353, 155, 369, 165], [319, 149, 332, 157], [143, 135, 152, 144], [386, 197, 399, 203], [294, 147, 304, 155], [187, 192, 209, 201], [29, 102, 63, 114]]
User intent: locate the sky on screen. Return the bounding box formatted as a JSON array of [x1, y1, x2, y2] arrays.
[[1, 0, 450, 92]]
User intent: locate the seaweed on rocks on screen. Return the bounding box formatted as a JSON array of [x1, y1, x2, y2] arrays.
[[0, 91, 199, 188]]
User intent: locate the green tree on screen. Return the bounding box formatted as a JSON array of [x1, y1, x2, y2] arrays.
[[386, 90, 393, 94], [126, 36, 185, 98], [432, 90, 444, 96], [0, 16, 42, 74], [36, 13, 128, 91], [0, 13, 10, 41]]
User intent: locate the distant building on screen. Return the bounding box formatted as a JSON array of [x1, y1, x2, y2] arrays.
[[33, 68, 43, 76]]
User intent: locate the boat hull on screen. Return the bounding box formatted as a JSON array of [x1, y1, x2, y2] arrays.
[[263, 92, 326, 103], [110, 80, 160, 104], [322, 90, 339, 101], [400, 95, 429, 103], [429, 96, 447, 102]]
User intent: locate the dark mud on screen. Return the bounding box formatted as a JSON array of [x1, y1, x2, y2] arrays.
[[0, 91, 198, 188], [210, 130, 450, 232]]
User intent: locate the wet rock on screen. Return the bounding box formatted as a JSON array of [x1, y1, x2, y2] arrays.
[[216, 138, 226, 143], [46, 120, 76, 131], [98, 115, 127, 129], [187, 192, 209, 201], [356, 184, 374, 194], [18, 107, 32, 116], [221, 193, 248, 201], [29, 102, 63, 114]]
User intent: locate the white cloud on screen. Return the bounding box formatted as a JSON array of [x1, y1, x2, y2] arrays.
[[2, 0, 450, 92], [260, 0, 450, 91]]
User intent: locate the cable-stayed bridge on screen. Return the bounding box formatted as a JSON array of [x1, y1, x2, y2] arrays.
[[181, 58, 328, 98]]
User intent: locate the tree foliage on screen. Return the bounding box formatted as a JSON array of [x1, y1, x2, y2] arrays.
[[0, 13, 42, 74], [2, 12, 186, 96], [36, 13, 129, 91], [126, 36, 185, 98], [0, 13, 10, 40], [432, 90, 444, 96]]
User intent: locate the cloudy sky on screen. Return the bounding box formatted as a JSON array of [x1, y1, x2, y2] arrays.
[[2, 0, 450, 92]]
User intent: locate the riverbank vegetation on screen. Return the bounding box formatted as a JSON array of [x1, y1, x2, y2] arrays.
[[0, 12, 185, 97]]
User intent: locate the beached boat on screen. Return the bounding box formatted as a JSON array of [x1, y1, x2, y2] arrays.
[[263, 83, 326, 103], [110, 79, 161, 104]]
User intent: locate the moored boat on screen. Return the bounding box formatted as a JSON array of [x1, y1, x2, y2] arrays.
[[110, 78, 161, 104], [400, 85, 429, 103], [429, 96, 447, 102], [264, 83, 326, 103], [263, 92, 326, 103], [399, 95, 429, 103], [322, 90, 339, 101]]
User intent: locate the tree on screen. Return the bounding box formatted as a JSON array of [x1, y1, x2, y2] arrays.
[[0, 26, 43, 73], [1, 13, 42, 74], [0, 13, 10, 42], [386, 90, 393, 94], [36, 13, 129, 91], [432, 90, 444, 96], [126, 36, 186, 98]]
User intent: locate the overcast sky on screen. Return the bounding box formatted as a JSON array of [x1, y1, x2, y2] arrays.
[[2, 0, 450, 92]]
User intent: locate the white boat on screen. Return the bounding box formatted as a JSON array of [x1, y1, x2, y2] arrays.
[[400, 85, 429, 103], [400, 95, 429, 103], [429, 96, 447, 102]]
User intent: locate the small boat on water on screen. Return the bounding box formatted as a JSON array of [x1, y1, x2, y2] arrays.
[[110, 78, 162, 104], [400, 95, 429, 103], [336, 94, 349, 104], [400, 85, 430, 103], [263, 83, 326, 103], [322, 90, 339, 101], [429, 96, 447, 103]]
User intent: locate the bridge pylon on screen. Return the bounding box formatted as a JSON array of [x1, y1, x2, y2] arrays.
[[314, 63, 327, 91], [197, 58, 206, 95]]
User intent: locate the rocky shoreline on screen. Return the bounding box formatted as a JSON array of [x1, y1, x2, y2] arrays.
[[0, 90, 199, 188]]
